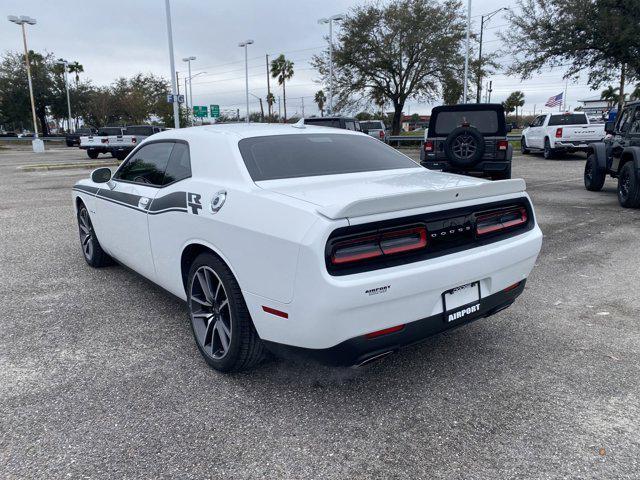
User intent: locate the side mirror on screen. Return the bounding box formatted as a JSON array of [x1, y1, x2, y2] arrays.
[[91, 167, 112, 183], [605, 121, 615, 134]]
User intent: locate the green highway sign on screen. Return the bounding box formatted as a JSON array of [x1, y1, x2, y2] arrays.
[[210, 104, 220, 118], [193, 106, 208, 118]]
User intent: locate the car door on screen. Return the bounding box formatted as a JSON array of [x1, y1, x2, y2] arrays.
[[610, 107, 633, 172], [626, 107, 640, 148], [94, 141, 174, 280], [527, 115, 545, 148]]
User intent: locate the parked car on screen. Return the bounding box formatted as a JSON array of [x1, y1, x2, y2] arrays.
[[66, 127, 96, 147], [73, 123, 542, 372], [108, 125, 162, 160], [79, 127, 124, 159], [584, 101, 640, 207], [420, 104, 513, 180], [303, 116, 361, 131], [359, 120, 388, 142], [521, 112, 605, 159]]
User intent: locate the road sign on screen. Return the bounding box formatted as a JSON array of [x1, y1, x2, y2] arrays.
[[193, 106, 208, 118], [210, 104, 220, 118], [167, 94, 185, 104], [166, 94, 174, 104], [177, 94, 185, 104]]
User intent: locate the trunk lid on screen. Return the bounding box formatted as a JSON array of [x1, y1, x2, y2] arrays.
[[257, 168, 526, 219]]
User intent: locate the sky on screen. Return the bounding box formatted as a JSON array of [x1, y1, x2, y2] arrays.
[[1, 0, 602, 119]]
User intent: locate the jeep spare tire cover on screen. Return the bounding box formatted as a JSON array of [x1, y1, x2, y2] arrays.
[[443, 126, 485, 168]]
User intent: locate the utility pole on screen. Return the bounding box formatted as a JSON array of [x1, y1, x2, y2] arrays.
[[476, 8, 507, 103], [265, 54, 271, 119], [301, 97, 305, 117], [278, 96, 281, 121], [176, 71, 180, 95], [163, 0, 180, 129], [462, 0, 471, 103], [487, 80, 493, 103], [57, 59, 73, 133]]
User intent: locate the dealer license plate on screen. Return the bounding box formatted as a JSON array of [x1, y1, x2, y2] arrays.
[[442, 282, 481, 323]]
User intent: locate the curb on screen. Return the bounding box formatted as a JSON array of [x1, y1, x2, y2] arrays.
[[19, 161, 119, 172]]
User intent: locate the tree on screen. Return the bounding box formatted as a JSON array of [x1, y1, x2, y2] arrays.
[[270, 54, 294, 121], [67, 61, 84, 86], [600, 85, 620, 108], [312, 0, 466, 135], [503, 91, 525, 122], [265, 92, 276, 122], [314, 90, 327, 116], [355, 111, 373, 120], [442, 73, 463, 105], [501, 0, 640, 113], [631, 83, 640, 101]]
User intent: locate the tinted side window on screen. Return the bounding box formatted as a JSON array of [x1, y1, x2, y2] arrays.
[[534, 116, 545, 127], [115, 142, 174, 186], [434, 110, 500, 135], [345, 121, 356, 131], [548, 114, 588, 126], [629, 109, 640, 134], [162, 142, 192, 185]]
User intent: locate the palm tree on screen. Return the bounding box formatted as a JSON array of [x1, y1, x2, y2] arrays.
[[266, 92, 276, 121], [512, 91, 525, 123], [314, 90, 327, 117], [67, 61, 84, 85], [270, 54, 294, 121], [601, 85, 619, 108]]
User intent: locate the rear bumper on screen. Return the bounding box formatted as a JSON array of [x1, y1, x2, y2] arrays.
[[79, 146, 109, 152], [264, 280, 526, 366], [554, 140, 599, 151], [421, 160, 511, 173]]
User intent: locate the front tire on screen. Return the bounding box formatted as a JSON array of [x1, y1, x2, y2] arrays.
[[87, 150, 99, 159], [187, 253, 265, 372], [584, 154, 605, 191], [617, 162, 640, 208], [77, 204, 112, 267], [520, 137, 530, 154]]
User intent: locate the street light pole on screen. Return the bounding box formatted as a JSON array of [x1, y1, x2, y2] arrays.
[[238, 40, 254, 123], [163, 0, 180, 129], [476, 7, 507, 103], [462, 0, 471, 103], [58, 59, 73, 133], [318, 14, 344, 116], [182, 56, 196, 124]]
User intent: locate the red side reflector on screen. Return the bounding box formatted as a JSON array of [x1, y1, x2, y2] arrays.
[[262, 306, 288, 319], [365, 324, 405, 339], [555, 128, 563, 138], [497, 140, 508, 151], [476, 207, 528, 236], [503, 281, 521, 292], [424, 140, 434, 152]]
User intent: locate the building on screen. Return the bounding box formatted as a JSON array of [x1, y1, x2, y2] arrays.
[[401, 114, 430, 132], [578, 97, 610, 120]]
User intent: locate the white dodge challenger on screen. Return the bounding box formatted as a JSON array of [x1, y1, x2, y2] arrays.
[[72, 124, 542, 372]]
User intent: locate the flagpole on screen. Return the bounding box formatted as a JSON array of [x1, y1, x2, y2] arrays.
[[563, 79, 568, 112]]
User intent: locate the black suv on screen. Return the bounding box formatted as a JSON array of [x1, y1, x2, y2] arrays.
[[584, 101, 640, 207], [303, 116, 361, 132], [420, 104, 512, 180], [65, 127, 97, 147]]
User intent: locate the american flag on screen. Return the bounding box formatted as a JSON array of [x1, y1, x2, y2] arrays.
[[545, 92, 563, 107]]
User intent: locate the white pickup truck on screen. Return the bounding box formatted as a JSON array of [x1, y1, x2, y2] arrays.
[[79, 127, 124, 159], [108, 125, 162, 160], [521, 112, 605, 159]]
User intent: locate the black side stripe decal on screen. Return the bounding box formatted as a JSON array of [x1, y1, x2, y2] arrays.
[[148, 191, 187, 212], [72, 185, 100, 195], [79, 187, 189, 215], [97, 188, 141, 208]]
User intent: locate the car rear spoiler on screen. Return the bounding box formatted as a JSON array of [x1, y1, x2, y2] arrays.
[[317, 179, 527, 220]]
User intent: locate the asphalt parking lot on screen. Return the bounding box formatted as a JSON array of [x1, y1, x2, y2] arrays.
[[1, 144, 639, 479]]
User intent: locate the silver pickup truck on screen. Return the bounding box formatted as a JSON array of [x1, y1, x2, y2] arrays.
[[79, 127, 124, 159], [359, 120, 388, 143], [108, 125, 162, 160]]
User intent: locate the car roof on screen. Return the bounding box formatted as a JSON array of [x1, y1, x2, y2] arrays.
[[304, 116, 357, 121], [431, 103, 505, 114], [149, 122, 365, 142]]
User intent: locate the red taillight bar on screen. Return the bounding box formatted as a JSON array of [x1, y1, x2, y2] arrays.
[[365, 324, 405, 339], [497, 140, 508, 151], [555, 128, 563, 138], [476, 207, 528, 236], [330, 226, 427, 265], [379, 130, 385, 139]]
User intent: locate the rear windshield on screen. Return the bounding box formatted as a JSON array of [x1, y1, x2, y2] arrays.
[[360, 121, 384, 130], [548, 114, 588, 126], [238, 134, 419, 181], [77, 128, 93, 134], [304, 119, 341, 128], [125, 126, 155, 136], [433, 110, 500, 136], [99, 127, 122, 136]]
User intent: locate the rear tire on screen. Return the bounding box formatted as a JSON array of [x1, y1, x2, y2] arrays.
[[492, 164, 512, 180], [617, 162, 640, 208], [187, 252, 265, 372], [584, 154, 605, 191], [77, 204, 112, 267], [66, 140, 74, 147], [87, 150, 99, 159], [520, 137, 530, 154], [543, 138, 555, 159]]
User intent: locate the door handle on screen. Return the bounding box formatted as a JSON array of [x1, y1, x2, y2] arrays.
[[138, 197, 150, 209]]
